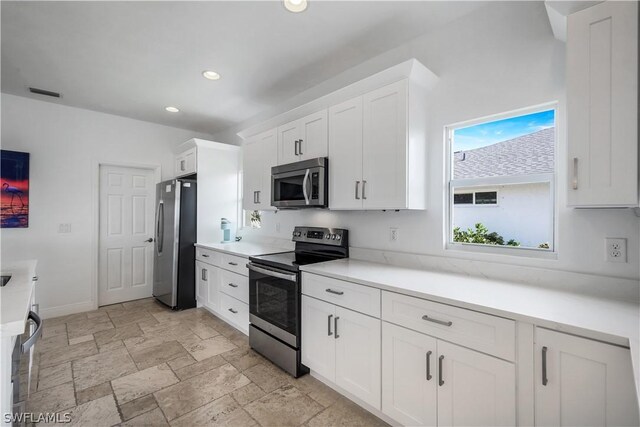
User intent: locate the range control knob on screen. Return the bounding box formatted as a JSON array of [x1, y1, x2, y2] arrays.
[[331, 234, 336, 240], [336, 235, 341, 241], [325, 234, 330, 239]]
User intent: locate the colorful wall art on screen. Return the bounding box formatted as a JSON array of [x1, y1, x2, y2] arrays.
[[1, 150, 30, 228]]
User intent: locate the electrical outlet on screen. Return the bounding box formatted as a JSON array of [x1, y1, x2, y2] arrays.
[[58, 223, 71, 233], [390, 227, 398, 242], [605, 238, 627, 263]]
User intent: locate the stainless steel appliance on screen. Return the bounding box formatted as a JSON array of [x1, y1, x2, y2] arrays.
[[247, 226, 348, 377], [153, 179, 197, 310], [12, 309, 42, 420], [271, 158, 328, 208]]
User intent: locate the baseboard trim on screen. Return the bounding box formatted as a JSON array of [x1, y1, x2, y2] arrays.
[[39, 301, 95, 319]]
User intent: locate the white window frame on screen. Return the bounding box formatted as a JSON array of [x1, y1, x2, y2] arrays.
[[445, 102, 558, 258], [453, 189, 500, 207]]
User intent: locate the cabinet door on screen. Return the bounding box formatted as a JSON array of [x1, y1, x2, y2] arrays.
[[328, 97, 363, 210], [362, 80, 408, 209], [205, 266, 220, 311], [535, 328, 639, 426], [298, 110, 328, 161], [334, 306, 381, 409], [176, 147, 197, 177], [242, 140, 261, 211], [437, 340, 516, 427], [301, 296, 336, 381], [195, 261, 209, 304], [257, 128, 277, 210], [567, 1, 638, 207], [277, 120, 300, 165], [382, 322, 437, 426], [175, 155, 185, 177]]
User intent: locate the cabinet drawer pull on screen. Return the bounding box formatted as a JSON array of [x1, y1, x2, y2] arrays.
[[362, 180, 367, 200], [256, 191, 260, 204], [228, 262, 238, 266], [572, 157, 578, 190], [298, 139, 303, 155], [294, 140, 299, 156], [426, 350, 432, 381], [325, 288, 344, 295], [334, 316, 340, 339], [202, 269, 208, 281], [228, 283, 238, 288], [438, 355, 444, 386], [422, 315, 453, 327], [355, 181, 360, 200], [542, 346, 548, 386], [228, 308, 238, 314], [328, 314, 333, 336], [201, 254, 209, 258]]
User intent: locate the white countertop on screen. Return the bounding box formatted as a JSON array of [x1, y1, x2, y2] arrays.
[[0, 260, 37, 337], [300, 258, 640, 399], [195, 241, 291, 258]]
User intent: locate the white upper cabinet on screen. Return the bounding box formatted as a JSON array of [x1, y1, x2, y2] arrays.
[[243, 128, 277, 211], [277, 110, 328, 165], [175, 146, 197, 177], [535, 328, 639, 426], [329, 78, 428, 210], [567, 1, 638, 207]]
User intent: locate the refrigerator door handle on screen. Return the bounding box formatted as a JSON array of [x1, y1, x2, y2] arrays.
[[156, 200, 164, 255]]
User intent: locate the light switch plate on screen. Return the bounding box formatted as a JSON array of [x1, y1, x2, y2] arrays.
[[58, 223, 71, 233]]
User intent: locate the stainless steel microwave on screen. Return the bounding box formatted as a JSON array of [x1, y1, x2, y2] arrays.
[[271, 157, 328, 208]]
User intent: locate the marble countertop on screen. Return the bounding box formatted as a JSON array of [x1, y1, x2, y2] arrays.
[[0, 259, 37, 337], [195, 241, 291, 258], [300, 258, 640, 400]]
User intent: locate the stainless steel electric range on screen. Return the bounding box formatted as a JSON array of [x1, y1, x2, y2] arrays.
[[247, 226, 349, 377]]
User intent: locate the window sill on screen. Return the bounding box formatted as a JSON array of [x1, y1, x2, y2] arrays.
[[446, 242, 558, 260]]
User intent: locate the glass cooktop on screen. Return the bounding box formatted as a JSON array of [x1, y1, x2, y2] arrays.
[[249, 251, 336, 273]]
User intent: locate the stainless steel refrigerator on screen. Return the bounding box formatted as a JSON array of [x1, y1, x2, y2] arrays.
[[153, 179, 197, 310]]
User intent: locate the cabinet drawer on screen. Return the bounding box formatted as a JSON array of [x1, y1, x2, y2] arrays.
[[382, 291, 515, 361], [220, 253, 248, 276], [219, 269, 249, 304], [219, 293, 249, 333], [302, 273, 380, 318], [196, 247, 221, 266]]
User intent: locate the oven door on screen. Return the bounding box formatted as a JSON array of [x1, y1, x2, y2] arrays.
[[271, 166, 326, 208], [247, 263, 300, 347]]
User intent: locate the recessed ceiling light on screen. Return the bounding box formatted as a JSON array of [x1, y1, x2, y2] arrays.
[[165, 106, 180, 113], [283, 0, 307, 13], [202, 70, 221, 80]]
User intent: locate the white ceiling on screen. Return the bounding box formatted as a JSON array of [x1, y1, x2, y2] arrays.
[[1, 1, 486, 135]]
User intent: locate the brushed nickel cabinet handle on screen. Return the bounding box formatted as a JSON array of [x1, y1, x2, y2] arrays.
[[426, 351, 432, 381], [228, 308, 238, 314], [228, 262, 238, 266], [328, 314, 333, 336], [572, 158, 578, 190], [201, 269, 207, 281], [362, 180, 367, 200], [298, 139, 303, 155], [422, 315, 453, 327], [202, 254, 209, 258], [228, 283, 238, 288], [439, 355, 444, 386], [294, 140, 299, 156], [325, 288, 344, 295], [334, 316, 340, 339], [355, 181, 360, 200], [542, 346, 548, 386]]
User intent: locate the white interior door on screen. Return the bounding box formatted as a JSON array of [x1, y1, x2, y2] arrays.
[[99, 165, 156, 305]]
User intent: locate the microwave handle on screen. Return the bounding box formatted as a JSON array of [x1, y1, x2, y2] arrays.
[[302, 169, 310, 205]]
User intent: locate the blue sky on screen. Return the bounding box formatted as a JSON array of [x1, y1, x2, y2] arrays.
[[453, 109, 555, 152]]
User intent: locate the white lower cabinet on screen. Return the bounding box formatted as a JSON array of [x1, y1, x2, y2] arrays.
[[206, 265, 220, 312], [534, 328, 639, 426], [382, 322, 515, 427], [195, 261, 208, 304], [301, 295, 381, 409]]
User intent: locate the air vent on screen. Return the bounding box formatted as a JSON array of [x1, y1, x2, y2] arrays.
[[29, 87, 61, 98]]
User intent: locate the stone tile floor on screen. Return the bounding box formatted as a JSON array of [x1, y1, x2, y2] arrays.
[[24, 298, 388, 426]]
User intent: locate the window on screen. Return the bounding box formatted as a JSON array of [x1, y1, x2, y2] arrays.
[[447, 105, 556, 252]]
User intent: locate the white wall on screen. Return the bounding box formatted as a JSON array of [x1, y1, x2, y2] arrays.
[[0, 94, 209, 317], [453, 184, 553, 248], [225, 2, 639, 281]]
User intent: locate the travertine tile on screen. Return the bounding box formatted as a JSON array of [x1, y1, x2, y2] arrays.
[[37, 362, 72, 391], [93, 322, 143, 346], [184, 335, 236, 361], [112, 363, 179, 405], [173, 355, 226, 381], [166, 354, 196, 371], [109, 310, 157, 328], [66, 317, 113, 339], [36, 334, 69, 354], [72, 347, 137, 390], [221, 347, 265, 372], [75, 382, 113, 405], [26, 382, 75, 414], [68, 334, 94, 345], [98, 339, 125, 353], [307, 398, 388, 427], [63, 394, 121, 426], [154, 363, 250, 420], [39, 341, 98, 368], [118, 394, 158, 421], [243, 363, 290, 393], [121, 407, 168, 426], [171, 394, 257, 427], [185, 321, 220, 340], [128, 339, 189, 370], [41, 323, 67, 339], [306, 383, 342, 408], [244, 384, 323, 426], [231, 383, 266, 406]]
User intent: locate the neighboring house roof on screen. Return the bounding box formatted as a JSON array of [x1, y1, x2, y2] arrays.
[[454, 127, 554, 179]]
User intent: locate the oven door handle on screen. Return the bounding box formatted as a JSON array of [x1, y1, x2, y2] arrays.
[[21, 311, 42, 354], [247, 263, 298, 282], [302, 169, 310, 205]]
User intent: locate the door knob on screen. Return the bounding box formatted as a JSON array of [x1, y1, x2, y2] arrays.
[[145, 238, 153, 243]]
